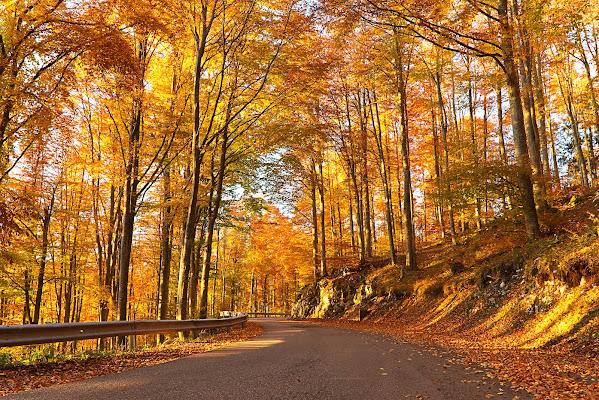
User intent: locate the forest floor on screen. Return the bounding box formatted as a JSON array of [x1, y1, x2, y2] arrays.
[[294, 186, 599, 399], [0, 322, 264, 396]]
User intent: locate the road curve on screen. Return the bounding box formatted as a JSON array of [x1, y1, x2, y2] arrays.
[[8, 319, 531, 399]]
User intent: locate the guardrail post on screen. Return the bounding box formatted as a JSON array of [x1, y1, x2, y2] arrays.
[[129, 334, 136, 351]]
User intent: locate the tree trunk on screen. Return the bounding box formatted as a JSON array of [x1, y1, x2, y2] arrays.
[[358, 91, 373, 258], [263, 275, 268, 313], [467, 64, 483, 230], [190, 221, 206, 318], [328, 169, 337, 256], [401, 114, 416, 271], [579, 31, 599, 178], [65, 251, 77, 323], [558, 77, 589, 188], [23, 268, 32, 324], [221, 258, 226, 312], [435, 68, 457, 245], [198, 121, 229, 319], [369, 90, 397, 264], [117, 102, 141, 326], [498, 0, 540, 240], [211, 228, 220, 316], [33, 198, 54, 324], [533, 53, 551, 181], [431, 108, 446, 240], [157, 165, 172, 343], [548, 111, 561, 189], [519, 56, 548, 211], [310, 159, 319, 279], [317, 160, 327, 277], [392, 29, 417, 270], [0, 56, 17, 180], [344, 94, 360, 257], [568, 106, 589, 187], [117, 41, 146, 337], [249, 272, 255, 313], [348, 184, 356, 253], [585, 128, 597, 185], [177, 9, 213, 324], [496, 83, 508, 166]]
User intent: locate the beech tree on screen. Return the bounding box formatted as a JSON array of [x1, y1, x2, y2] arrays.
[[361, 0, 541, 240], [2, 0, 599, 351]]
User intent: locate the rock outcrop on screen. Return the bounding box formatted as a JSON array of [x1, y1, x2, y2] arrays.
[[291, 271, 383, 319]]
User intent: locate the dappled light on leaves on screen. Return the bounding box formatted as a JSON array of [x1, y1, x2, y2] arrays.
[[1, 0, 599, 398]]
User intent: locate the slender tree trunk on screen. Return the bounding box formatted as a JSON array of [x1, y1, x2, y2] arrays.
[[310, 160, 319, 279], [520, 58, 547, 211], [117, 106, 141, 326], [401, 112, 416, 271], [327, 168, 337, 256], [369, 90, 397, 264], [559, 79, 589, 188], [263, 275, 268, 313], [495, 81, 513, 208], [249, 272, 255, 313], [435, 69, 457, 245], [394, 125, 404, 246], [533, 53, 551, 181], [107, 187, 122, 319], [23, 268, 32, 324], [65, 248, 78, 323], [0, 56, 17, 180], [370, 189, 376, 245], [467, 64, 483, 230], [498, 0, 540, 240], [569, 108, 589, 187], [579, 32, 599, 177], [190, 221, 205, 318], [496, 83, 508, 166], [358, 92, 373, 258], [585, 128, 597, 185], [482, 89, 489, 221], [548, 111, 561, 189], [178, 10, 213, 324], [317, 161, 327, 277], [199, 121, 229, 319], [394, 31, 417, 270], [431, 108, 446, 240], [117, 41, 146, 336], [343, 94, 359, 257], [221, 258, 226, 312], [348, 185, 355, 253], [157, 166, 172, 343], [337, 196, 343, 256], [211, 228, 220, 316], [33, 198, 54, 324]]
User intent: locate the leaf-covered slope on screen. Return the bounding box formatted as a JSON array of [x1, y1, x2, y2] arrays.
[[293, 193, 599, 352]]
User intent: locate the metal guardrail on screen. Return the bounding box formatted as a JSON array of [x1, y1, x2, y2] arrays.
[[246, 312, 290, 317], [218, 311, 244, 318], [0, 315, 248, 347]]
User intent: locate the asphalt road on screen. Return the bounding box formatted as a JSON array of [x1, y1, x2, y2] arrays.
[[8, 319, 531, 399]]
